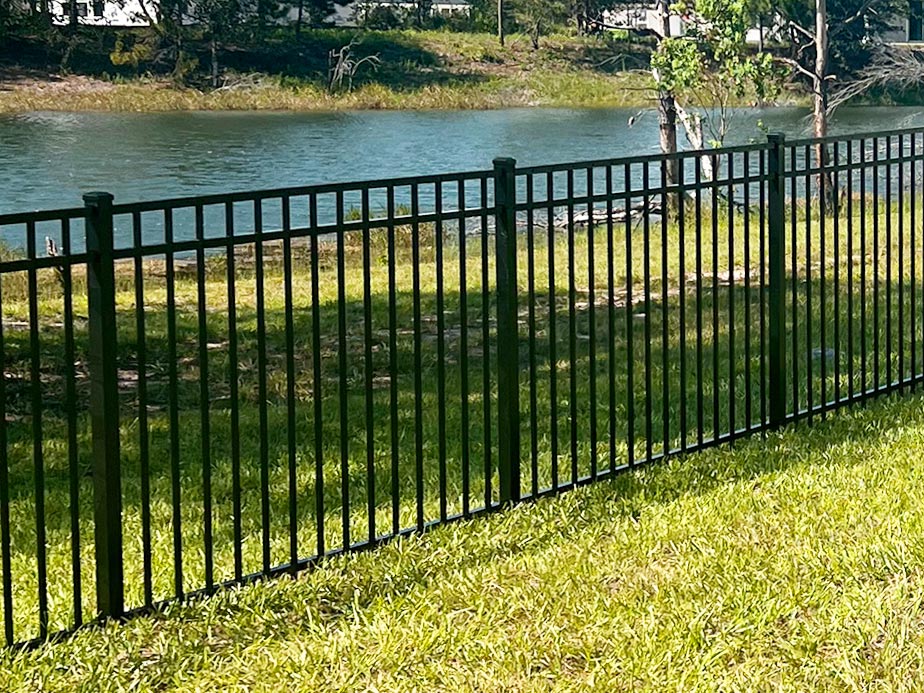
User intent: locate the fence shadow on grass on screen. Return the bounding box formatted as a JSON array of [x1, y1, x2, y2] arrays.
[[2, 263, 921, 640]]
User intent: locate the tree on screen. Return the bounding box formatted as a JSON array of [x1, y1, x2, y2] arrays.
[[651, 0, 780, 177], [775, 0, 904, 200], [777, 0, 829, 173], [131, 0, 194, 80], [186, 0, 253, 89], [355, 2, 404, 29], [778, 0, 905, 79], [652, 0, 678, 188], [498, 0, 505, 45], [572, 0, 609, 34], [830, 45, 924, 111], [510, 0, 568, 49], [294, 0, 338, 36], [415, 0, 433, 26], [744, 0, 776, 51], [0, 0, 20, 39]]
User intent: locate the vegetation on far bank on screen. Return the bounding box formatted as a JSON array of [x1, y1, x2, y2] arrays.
[[0, 27, 809, 113], [0, 29, 666, 112], [1, 1, 921, 116]]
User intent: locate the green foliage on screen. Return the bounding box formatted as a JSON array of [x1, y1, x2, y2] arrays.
[[289, 0, 339, 28], [650, 33, 701, 93], [109, 32, 158, 71], [510, 0, 569, 48], [0, 0, 17, 39], [656, 0, 780, 100], [651, 0, 781, 146], [356, 3, 407, 30], [187, 0, 253, 43]]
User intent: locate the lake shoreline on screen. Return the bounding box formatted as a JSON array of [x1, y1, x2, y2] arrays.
[[0, 71, 650, 113], [0, 70, 808, 115]]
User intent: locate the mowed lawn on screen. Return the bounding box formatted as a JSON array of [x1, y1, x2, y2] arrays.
[[3, 392, 924, 691]]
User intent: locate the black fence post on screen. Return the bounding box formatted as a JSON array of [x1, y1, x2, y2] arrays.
[[767, 134, 787, 428], [84, 192, 124, 620], [494, 157, 521, 504]]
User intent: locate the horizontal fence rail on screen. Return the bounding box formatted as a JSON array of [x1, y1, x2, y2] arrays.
[[1, 127, 923, 647]]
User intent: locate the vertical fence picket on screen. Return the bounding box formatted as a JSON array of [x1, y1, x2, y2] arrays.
[[0, 269, 10, 646]]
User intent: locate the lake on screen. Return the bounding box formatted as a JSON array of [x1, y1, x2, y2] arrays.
[[3, 105, 924, 216]]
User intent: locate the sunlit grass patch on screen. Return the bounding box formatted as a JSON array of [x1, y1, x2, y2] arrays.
[[3, 394, 924, 691]]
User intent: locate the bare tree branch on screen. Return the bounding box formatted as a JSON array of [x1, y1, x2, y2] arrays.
[[787, 20, 814, 41], [777, 55, 816, 81], [829, 45, 924, 113]]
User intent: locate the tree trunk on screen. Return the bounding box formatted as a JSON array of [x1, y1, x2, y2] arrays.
[[210, 38, 219, 89], [676, 101, 714, 180], [813, 0, 833, 207], [654, 0, 678, 191], [174, 34, 184, 81], [813, 0, 828, 143], [576, 0, 588, 35], [497, 0, 504, 46], [758, 16, 764, 52], [295, 0, 304, 38]]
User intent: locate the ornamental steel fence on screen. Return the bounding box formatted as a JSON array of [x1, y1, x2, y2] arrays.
[[0, 127, 921, 647]]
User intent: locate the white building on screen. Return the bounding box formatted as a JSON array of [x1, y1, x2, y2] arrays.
[[327, 0, 469, 26], [885, 1, 924, 43], [601, 4, 685, 37], [601, 4, 776, 44], [52, 0, 152, 25], [50, 0, 469, 27]]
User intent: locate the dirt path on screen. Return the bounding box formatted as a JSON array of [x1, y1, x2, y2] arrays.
[[0, 67, 119, 94]]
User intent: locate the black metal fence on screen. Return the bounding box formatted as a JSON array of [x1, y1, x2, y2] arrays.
[[1, 127, 922, 647]]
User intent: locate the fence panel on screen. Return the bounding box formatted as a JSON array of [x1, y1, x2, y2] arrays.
[[514, 144, 772, 497], [4, 127, 924, 648], [0, 209, 92, 647], [106, 172, 500, 617], [784, 130, 924, 417]]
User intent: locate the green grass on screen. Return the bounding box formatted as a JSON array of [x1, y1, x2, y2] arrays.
[[4, 393, 924, 690]]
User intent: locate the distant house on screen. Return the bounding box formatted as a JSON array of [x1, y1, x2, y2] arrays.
[[49, 0, 470, 27], [601, 4, 685, 38], [329, 0, 470, 26], [886, 1, 924, 43], [600, 3, 772, 45], [51, 0, 151, 26]]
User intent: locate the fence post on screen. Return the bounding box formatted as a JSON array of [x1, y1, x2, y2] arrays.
[[767, 134, 787, 428], [84, 192, 124, 620], [493, 157, 521, 504]]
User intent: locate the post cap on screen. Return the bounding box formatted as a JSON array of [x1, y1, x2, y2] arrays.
[[767, 132, 786, 144], [83, 192, 115, 204], [493, 157, 517, 168]]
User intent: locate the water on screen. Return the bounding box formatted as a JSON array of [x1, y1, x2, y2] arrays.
[[3, 105, 924, 215]]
